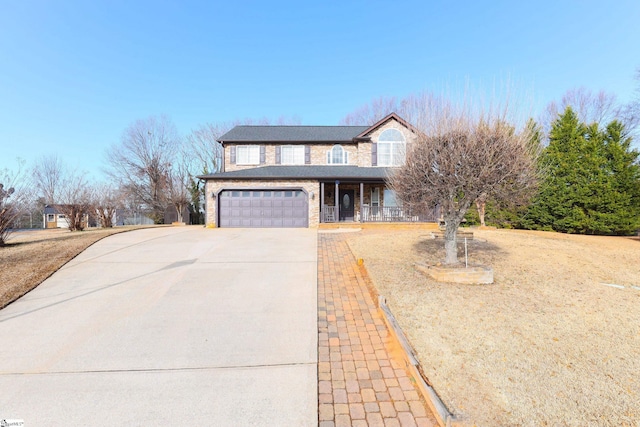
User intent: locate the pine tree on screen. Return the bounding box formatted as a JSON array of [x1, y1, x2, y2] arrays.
[[524, 107, 640, 234]]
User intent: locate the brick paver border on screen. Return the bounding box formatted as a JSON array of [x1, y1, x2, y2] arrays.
[[318, 232, 438, 427]]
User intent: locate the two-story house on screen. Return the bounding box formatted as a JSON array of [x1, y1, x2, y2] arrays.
[[198, 113, 439, 228]]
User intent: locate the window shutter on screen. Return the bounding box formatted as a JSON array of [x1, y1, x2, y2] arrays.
[[230, 146, 236, 164], [371, 143, 377, 166], [305, 145, 311, 164], [275, 146, 281, 164], [260, 145, 266, 164], [327, 151, 331, 164], [345, 151, 349, 164]]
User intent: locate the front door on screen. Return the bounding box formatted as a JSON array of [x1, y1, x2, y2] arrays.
[[339, 189, 355, 221]]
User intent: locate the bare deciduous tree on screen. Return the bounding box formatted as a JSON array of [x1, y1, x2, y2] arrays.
[[1, 162, 31, 245], [541, 87, 636, 138], [186, 123, 226, 176], [94, 183, 123, 228], [32, 154, 65, 204], [619, 67, 640, 140], [390, 102, 541, 265], [340, 93, 442, 127], [56, 171, 94, 232], [341, 96, 401, 125], [106, 115, 179, 224], [166, 155, 190, 224]]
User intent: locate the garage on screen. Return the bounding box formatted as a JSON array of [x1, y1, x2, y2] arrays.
[[218, 189, 308, 228]]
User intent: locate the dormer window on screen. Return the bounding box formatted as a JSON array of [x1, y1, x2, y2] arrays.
[[377, 129, 406, 166], [327, 145, 348, 165]]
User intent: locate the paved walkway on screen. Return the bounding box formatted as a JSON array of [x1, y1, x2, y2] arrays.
[[318, 233, 438, 427]]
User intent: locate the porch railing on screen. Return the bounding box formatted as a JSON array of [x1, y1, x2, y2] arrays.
[[321, 205, 439, 223], [322, 205, 337, 223], [360, 205, 439, 223]]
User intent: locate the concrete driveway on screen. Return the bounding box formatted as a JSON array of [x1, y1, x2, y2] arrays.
[[0, 227, 318, 426]]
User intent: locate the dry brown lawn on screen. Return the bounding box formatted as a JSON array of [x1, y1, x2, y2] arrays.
[[347, 228, 640, 427], [0, 226, 158, 310]]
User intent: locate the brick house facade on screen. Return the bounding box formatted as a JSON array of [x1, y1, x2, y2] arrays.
[[198, 113, 438, 228]]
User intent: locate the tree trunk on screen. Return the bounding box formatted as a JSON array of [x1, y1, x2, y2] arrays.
[[443, 216, 460, 265], [476, 200, 486, 227], [174, 203, 185, 223]]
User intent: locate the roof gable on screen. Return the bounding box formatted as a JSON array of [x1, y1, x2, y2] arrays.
[[355, 113, 419, 138]]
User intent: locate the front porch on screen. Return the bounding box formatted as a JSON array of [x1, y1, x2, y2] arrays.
[[318, 181, 439, 224], [318, 221, 440, 231]]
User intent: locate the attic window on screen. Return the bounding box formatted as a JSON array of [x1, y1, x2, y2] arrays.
[[327, 145, 348, 165], [377, 129, 406, 166]]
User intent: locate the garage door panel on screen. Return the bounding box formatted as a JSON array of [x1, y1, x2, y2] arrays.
[[218, 190, 308, 228]]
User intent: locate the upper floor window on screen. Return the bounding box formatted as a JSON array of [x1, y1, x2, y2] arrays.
[[377, 129, 406, 166], [281, 145, 305, 165], [327, 145, 348, 165], [236, 145, 260, 165]]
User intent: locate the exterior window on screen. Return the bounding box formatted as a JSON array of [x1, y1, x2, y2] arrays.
[[377, 129, 406, 166], [327, 145, 348, 164], [58, 214, 66, 219], [281, 145, 305, 165], [383, 189, 401, 207], [47, 214, 55, 222], [236, 145, 260, 165], [371, 188, 380, 207]]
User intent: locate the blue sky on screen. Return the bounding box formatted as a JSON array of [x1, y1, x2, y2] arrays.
[[1, 0, 639, 180]]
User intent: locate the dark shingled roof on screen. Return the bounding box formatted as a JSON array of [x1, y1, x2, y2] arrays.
[[218, 126, 370, 143], [198, 166, 392, 181]]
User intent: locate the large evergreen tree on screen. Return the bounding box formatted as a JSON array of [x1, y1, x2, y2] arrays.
[[524, 107, 640, 234]]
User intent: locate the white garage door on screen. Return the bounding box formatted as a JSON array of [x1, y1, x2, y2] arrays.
[[218, 190, 308, 228]]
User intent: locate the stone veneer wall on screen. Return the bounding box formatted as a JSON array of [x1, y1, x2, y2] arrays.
[[366, 118, 418, 145], [359, 118, 418, 167], [310, 143, 358, 166], [205, 179, 321, 227]]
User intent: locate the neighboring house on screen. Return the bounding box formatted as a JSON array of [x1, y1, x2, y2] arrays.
[[44, 205, 70, 229], [198, 113, 439, 228], [43, 204, 88, 229], [44, 205, 124, 228]]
